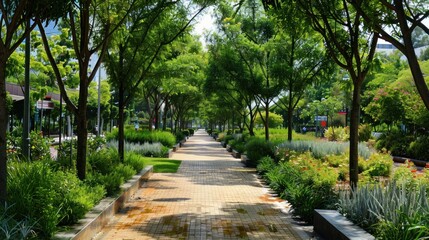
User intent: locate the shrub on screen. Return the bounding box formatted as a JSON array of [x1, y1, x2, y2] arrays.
[[188, 128, 195, 135], [182, 130, 190, 137], [29, 131, 52, 161], [88, 136, 106, 153], [256, 156, 276, 176], [7, 161, 105, 238], [408, 135, 429, 161], [244, 138, 275, 167], [107, 141, 167, 157], [0, 204, 36, 239], [362, 153, 392, 177], [174, 131, 185, 143], [124, 151, 146, 172], [265, 153, 338, 223], [88, 148, 119, 175], [278, 140, 372, 159], [375, 130, 412, 157], [358, 124, 372, 142], [338, 183, 429, 238], [106, 128, 175, 148]]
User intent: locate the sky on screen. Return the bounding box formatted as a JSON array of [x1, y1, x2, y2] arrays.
[[191, 6, 216, 49]]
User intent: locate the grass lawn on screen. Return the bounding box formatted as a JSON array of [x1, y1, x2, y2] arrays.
[[143, 157, 182, 173]]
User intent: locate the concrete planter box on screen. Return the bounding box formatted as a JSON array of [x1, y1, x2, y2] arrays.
[[232, 149, 241, 158], [314, 209, 375, 240], [54, 166, 154, 240], [226, 145, 232, 152], [165, 149, 173, 158], [241, 154, 248, 164], [173, 143, 180, 152], [179, 139, 186, 147]]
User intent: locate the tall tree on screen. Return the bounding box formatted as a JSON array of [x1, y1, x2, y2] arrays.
[[264, 0, 378, 188], [351, 0, 429, 111], [0, 0, 70, 203], [104, 0, 210, 162], [267, 2, 332, 141], [37, 0, 136, 180]]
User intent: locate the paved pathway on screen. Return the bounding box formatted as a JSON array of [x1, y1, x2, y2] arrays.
[[94, 129, 303, 240]]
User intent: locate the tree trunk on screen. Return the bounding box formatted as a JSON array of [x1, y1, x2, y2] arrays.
[[118, 81, 125, 162], [264, 101, 269, 141], [349, 80, 362, 190], [76, 81, 89, 180], [287, 100, 293, 141], [154, 108, 160, 130], [0, 59, 8, 203]]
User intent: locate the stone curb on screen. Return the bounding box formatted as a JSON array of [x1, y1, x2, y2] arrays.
[[53, 166, 154, 240]]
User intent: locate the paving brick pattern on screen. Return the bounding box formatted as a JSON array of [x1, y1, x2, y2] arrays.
[[94, 130, 302, 240]]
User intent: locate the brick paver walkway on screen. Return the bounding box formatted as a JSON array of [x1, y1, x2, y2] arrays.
[[93, 129, 302, 240]]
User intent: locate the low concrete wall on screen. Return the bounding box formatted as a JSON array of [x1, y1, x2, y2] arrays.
[[54, 166, 154, 240], [314, 209, 375, 240]]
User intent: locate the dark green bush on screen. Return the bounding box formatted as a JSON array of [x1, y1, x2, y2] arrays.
[[256, 156, 276, 176], [106, 129, 175, 148], [174, 131, 185, 143], [0, 204, 36, 239], [182, 130, 190, 137], [224, 134, 235, 145], [407, 135, 429, 161], [88, 136, 106, 153], [29, 130, 52, 161], [358, 124, 372, 142], [244, 138, 275, 167], [188, 128, 195, 135], [125, 151, 146, 172], [7, 161, 105, 238], [287, 184, 337, 223], [88, 148, 119, 175], [375, 130, 412, 157]]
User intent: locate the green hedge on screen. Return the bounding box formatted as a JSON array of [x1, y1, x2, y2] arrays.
[[106, 129, 176, 148]]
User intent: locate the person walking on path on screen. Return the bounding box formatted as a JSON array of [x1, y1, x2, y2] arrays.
[[94, 129, 304, 239]]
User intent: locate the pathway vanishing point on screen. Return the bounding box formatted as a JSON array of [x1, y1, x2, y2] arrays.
[[93, 129, 308, 240]]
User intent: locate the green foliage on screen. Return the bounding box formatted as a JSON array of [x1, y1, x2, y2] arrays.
[[374, 130, 429, 160], [325, 126, 350, 142], [106, 140, 168, 157], [375, 130, 410, 156], [188, 129, 195, 135], [29, 131, 52, 161], [124, 151, 146, 172], [358, 124, 372, 142], [88, 148, 119, 175], [260, 152, 338, 223], [174, 131, 185, 143], [182, 130, 190, 137], [6, 161, 104, 238], [256, 156, 276, 176], [338, 183, 429, 238], [244, 138, 275, 167], [106, 128, 176, 148], [407, 135, 429, 161], [278, 140, 373, 159], [361, 153, 392, 177], [0, 204, 36, 239], [255, 112, 284, 128], [88, 136, 107, 153]]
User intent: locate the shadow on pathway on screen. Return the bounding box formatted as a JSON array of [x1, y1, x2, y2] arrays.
[[93, 129, 313, 240]]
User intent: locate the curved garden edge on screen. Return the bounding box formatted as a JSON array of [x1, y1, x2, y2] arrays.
[[53, 166, 154, 240]]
